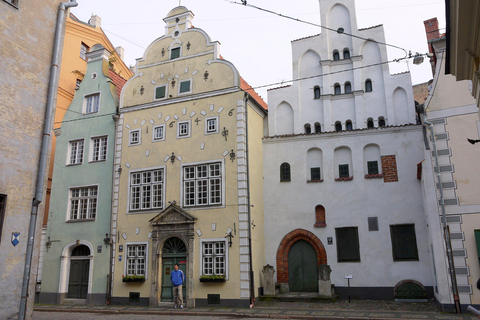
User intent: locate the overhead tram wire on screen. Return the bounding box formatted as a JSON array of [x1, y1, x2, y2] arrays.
[[229, 0, 408, 59]]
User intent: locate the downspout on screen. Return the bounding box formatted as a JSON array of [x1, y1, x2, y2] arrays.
[[19, 1, 78, 319], [419, 106, 461, 314], [244, 92, 255, 308]]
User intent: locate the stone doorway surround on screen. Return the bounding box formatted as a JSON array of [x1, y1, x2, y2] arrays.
[[149, 203, 196, 307]]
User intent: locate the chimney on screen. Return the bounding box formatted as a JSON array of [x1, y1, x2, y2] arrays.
[[423, 18, 439, 55], [115, 46, 125, 62], [89, 14, 101, 28]]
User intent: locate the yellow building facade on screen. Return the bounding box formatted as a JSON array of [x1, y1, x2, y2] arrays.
[[111, 7, 266, 307]]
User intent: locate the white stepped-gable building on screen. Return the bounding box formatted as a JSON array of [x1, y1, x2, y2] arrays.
[[263, 0, 433, 300]]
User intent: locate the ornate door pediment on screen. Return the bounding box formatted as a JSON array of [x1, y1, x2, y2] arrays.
[[149, 203, 196, 226]]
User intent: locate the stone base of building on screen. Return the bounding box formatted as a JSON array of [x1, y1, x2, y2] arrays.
[[334, 286, 434, 300], [37, 292, 107, 305], [195, 297, 253, 308], [110, 296, 149, 306]]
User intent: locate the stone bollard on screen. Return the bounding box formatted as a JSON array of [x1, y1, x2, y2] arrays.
[[318, 264, 332, 297], [261, 265, 276, 295]]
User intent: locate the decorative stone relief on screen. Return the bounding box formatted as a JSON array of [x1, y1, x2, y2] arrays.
[[149, 119, 155, 124], [210, 104, 214, 111], [158, 113, 162, 119], [146, 150, 150, 157], [125, 162, 131, 168], [174, 114, 179, 120], [200, 143, 205, 150], [211, 223, 216, 231], [125, 124, 131, 129], [140, 120, 146, 126], [165, 115, 171, 122], [200, 110, 207, 116], [136, 227, 140, 235], [182, 108, 187, 115], [196, 229, 202, 237], [192, 70, 198, 76], [262, 265, 276, 295], [217, 107, 224, 114], [189, 111, 196, 118]]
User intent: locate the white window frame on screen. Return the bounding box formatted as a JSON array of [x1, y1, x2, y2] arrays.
[[127, 166, 166, 213], [205, 116, 219, 135], [178, 79, 192, 95], [83, 92, 100, 114], [181, 160, 225, 208], [90, 135, 108, 162], [124, 242, 149, 279], [170, 47, 181, 60], [129, 129, 141, 146], [67, 185, 98, 221], [199, 238, 228, 279], [177, 120, 191, 139], [154, 84, 167, 100], [67, 139, 85, 165], [152, 124, 165, 142]]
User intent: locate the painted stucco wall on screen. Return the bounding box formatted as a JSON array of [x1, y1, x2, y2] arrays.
[[0, 0, 62, 319], [40, 48, 118, 304]]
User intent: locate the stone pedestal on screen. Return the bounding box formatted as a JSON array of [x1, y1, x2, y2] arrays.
[[261, 265, 276, 295], [318, 264, 332, 297]]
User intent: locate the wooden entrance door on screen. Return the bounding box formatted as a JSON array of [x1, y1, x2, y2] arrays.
[[288, 240, 318, 292], [161, 237, 187, 301], [67, 259, 89, 298]]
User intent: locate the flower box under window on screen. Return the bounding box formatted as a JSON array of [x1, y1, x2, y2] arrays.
[[122, 275, 145, 283], [200, 275, 226, 283]]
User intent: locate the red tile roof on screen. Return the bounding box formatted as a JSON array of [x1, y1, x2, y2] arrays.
[[240, 77, 268, 110], [109, 69, 128, 99]]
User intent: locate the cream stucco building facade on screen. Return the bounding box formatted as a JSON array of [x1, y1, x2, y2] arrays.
[[110, 7, 267, 307]]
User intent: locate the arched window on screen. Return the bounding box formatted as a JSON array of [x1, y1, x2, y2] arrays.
[[314, 205, 326, 227], [334, 83, 341, 95], [280, 163, 291, 182], [343, 49, 350, 59], [314, 122, 321, 133], [333, 50, 340, 61], [367, 118, 374, 128], [365, 79, 373, 92], [345, 82, 352, 93], [346, 120, 353, 131], [335, 121, 342, 132], [313, 86, 321, 99], [378, 117, 386, 127], [304, 124, 312, 134]]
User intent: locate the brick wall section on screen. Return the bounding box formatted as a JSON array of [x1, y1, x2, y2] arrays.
[[276, 229, 327, 283], [424, 18, 439, 55], [381, 155, 398, 183]]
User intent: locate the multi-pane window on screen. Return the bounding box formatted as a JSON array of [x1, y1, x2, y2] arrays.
[[69, 186, 97, 220], [311, 167, 321, 180], [183, 162, 222, 207], [130, 169, 164, 211], [126, 244, 146, 276], [129, 129, 140, 145], [68, 140, 84, 165], [84, 93, 100, 114], [179, 80, 191, 94], [170, 47, 180, 60], [91, 136, 107, 162], [314, 86, 321, 99], [205, 117, 218, 134], [280, 163, 291, 182], [155, 85, 166, 99], [390, 224, 419, 261], [153, 125, 165, 141], [367, 161, 379, 175], [202, 241, 226, 275], [336, 227, 360, 262], [80, 42, 89, 60], [177, 121, 190, 138], [339, 164, 349, 178]]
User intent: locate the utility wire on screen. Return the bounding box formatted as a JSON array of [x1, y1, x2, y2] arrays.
[[54, 112, 116, 125], [229, 0, 408, 58]]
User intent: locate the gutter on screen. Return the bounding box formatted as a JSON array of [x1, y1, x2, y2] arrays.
[[19, 1, 78, 319], [417, 104, 461, 314]]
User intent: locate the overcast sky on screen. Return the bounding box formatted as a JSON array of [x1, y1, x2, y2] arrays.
[[70, 0, 445, 99]]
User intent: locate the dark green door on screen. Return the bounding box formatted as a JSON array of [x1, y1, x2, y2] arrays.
[[161, 237, 187, 302], [67, 259, 89, 298], [288, 240, 318, 292]]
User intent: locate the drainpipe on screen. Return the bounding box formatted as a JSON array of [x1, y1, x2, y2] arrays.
[[419, 106, 461, 314], [19, 1, 78, 319], [244, 92, 255, 308]]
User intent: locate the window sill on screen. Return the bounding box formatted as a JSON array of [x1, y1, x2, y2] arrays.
[[365, 174, 384, 179], [307, 179, 323, 183], [66, 218, 95, 223], [314, 222, 326, 228], [122, 277, 145, 283], [335, 176, 353, 181], [66, 163, 83, 167]]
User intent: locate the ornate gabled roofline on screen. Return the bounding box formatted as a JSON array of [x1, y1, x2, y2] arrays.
[[358, 24, 383, 31]]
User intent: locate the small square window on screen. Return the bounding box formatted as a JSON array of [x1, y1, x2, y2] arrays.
[[155, 85, 166, 100], [129, 129, 141, 146], [152, 125, 165, 141], [84, 93, 100, 114], [310, 167, 321, 180], [367, 161, 379, 175], [177, 121, 191, 139], [339, 164, 349, 178], [179, 80, 191, 94], [205, 116, 219, 135], [170, 47, 180, 60]]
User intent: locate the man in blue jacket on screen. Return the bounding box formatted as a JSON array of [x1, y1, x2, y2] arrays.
[[170, 263, 185, 309]]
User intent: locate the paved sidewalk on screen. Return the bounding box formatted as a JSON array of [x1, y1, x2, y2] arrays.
[[34, 300, 479, 320]]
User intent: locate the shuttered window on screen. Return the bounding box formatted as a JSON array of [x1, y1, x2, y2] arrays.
[[335, 227, 360, 262], [390, 224, 419, 261]]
